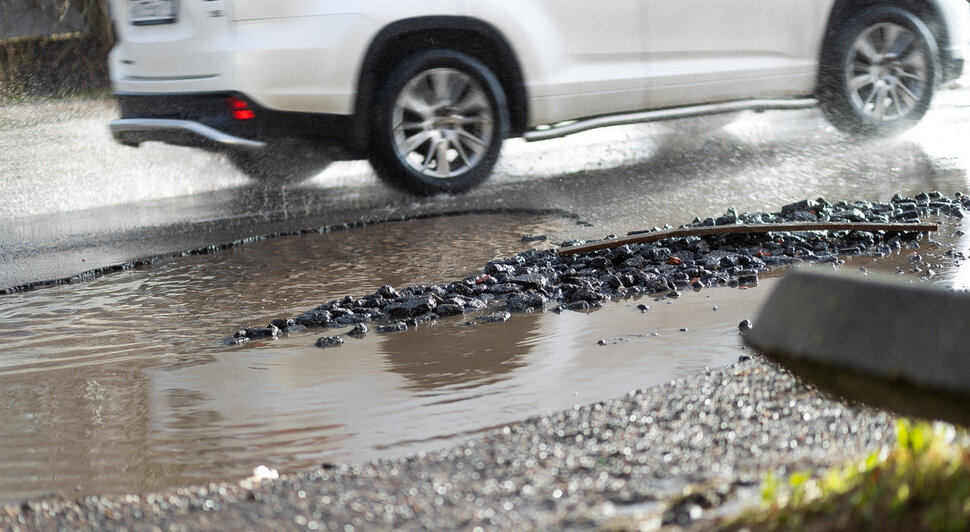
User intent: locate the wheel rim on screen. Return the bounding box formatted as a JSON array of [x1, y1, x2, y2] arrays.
[[846, 22, 929, 121], [392, 68, 495, 179]]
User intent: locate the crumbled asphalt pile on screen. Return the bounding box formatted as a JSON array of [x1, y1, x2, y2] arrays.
[[1, 358, 893, 531], [226, 191, 967, 345]]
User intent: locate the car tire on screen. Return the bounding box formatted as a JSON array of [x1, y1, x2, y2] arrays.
[[369, 49, 510, 195], [818, 6, 940, 137], [228, 143, 331, 185]]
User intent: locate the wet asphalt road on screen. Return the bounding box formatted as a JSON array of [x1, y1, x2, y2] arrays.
[[2, 83, 970, 530], [2, 81, 970, 292]]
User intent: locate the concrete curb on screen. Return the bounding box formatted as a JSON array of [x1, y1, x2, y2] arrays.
[[746, 268, 970, 424]]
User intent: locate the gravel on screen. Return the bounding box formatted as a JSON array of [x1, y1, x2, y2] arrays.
[[226, 192, 968, 347]]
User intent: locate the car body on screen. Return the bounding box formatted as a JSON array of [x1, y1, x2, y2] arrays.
[[108, 0, 970, 193]]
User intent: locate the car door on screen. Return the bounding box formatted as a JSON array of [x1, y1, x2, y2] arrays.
[[468, 0, 647, 125], [642, 0, 833, 108]]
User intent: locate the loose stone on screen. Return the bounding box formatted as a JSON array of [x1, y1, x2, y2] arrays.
[[235, 325, 281, 341], [436, 304, 465, 316], [226, 194, 943, 351], [507, 292, 547, 313], [315, 336, 344, 348], [566, 301, 590, 312], [376, 321, 408, 333], [478, 312, 512, 323]]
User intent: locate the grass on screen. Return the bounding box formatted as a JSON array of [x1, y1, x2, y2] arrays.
[[725, 419, 970, 531]]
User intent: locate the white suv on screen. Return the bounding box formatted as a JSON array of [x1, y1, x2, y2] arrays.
[[108, 0, 969, 195]]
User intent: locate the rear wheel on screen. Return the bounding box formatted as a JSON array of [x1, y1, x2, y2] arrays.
[[818, 6, 939, 137], [369, 50, 509, 195]]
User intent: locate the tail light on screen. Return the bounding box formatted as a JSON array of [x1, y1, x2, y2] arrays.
[[225, 96, 255, 120]]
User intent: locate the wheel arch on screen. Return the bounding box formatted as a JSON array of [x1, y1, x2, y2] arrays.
[[351, 16, 528, 153], [818, 0, 953, 89]]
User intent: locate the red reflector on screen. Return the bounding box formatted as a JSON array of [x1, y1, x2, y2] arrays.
[[225, 96, 255, 120]]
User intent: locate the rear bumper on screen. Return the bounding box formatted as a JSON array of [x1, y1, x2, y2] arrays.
[[110, 119, 267, 150], [110, 93, 357, 155]]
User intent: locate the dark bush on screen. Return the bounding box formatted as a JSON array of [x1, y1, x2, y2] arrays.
[[0, 0, 113, 99]]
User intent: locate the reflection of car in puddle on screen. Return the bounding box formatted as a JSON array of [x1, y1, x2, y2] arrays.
[[376, 312, 537, 392]]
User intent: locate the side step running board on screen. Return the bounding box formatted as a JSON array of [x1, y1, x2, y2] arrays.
[[523, 98, 819, 142]]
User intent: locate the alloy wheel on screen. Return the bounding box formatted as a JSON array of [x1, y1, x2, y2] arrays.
[[391, 68, 495, 179], [846, 22, 929, 121]]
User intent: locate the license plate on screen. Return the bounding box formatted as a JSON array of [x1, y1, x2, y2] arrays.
[[129, 0, 178, 26]]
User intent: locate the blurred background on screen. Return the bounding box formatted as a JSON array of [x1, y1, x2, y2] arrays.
[[0, 0, 112, 99]]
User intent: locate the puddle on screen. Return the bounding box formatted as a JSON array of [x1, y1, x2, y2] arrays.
[[0, 213, 967, 502]]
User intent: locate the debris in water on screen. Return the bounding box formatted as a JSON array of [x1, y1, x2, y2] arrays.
[[315, 336, 344, 348], [376, 321, 408, 333], [239, 465, 280, 489], [252, 465, 278, 481], [478, 311, 511, 323], [557, 220, 939, 256]]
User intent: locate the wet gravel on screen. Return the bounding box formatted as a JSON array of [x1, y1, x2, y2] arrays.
[[228, 191, 966, 346], [4, 192, 967, 530]]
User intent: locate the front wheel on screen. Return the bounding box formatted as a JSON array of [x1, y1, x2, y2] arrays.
[[818, 6, 940, 137], [369, 50, 510, 195]]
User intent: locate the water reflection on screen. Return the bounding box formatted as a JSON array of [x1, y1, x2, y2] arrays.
[[380, 315, 535, 392], [0, 365, 184, 500]]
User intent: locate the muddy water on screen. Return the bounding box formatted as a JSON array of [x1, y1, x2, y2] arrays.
[[1, 213, 967, 503]]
